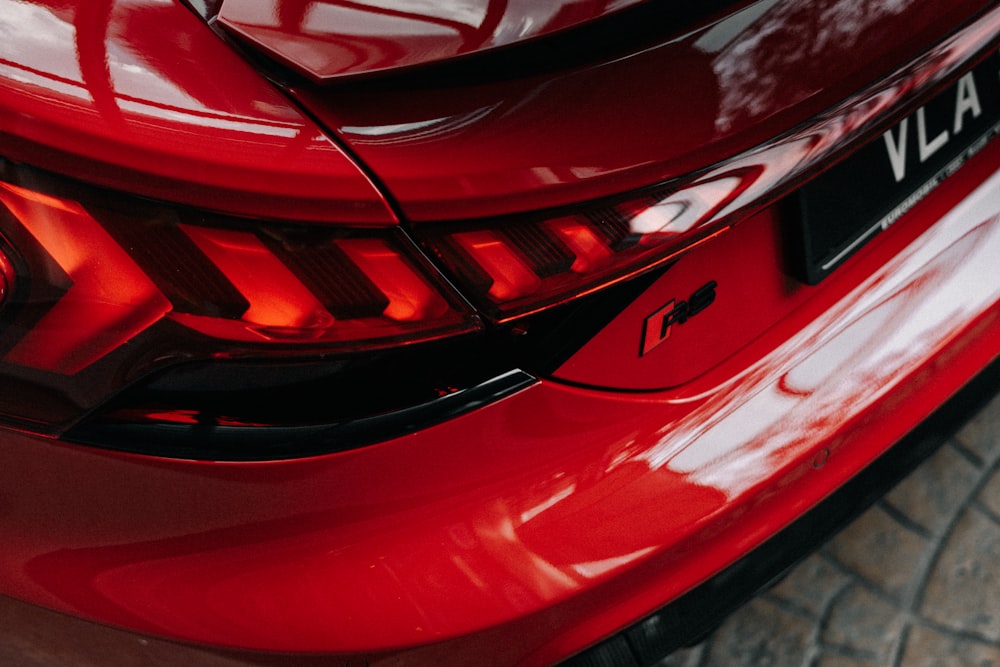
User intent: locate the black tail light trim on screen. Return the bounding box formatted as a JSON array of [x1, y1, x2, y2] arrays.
[[61, 266, 661, 460], [66, 369, 535, 461]]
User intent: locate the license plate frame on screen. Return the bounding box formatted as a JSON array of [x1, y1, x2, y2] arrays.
[[793, 52, 1000, 284]]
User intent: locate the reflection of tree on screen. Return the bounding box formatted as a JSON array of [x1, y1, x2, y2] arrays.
[[712, 0, 909, 132], [225, 0, 644, 76]]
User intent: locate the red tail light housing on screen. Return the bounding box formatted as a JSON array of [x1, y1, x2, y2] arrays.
[[0, 159, 481, 434]]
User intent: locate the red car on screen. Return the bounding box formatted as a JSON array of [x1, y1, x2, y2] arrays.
[[1, 0, 999, 664]]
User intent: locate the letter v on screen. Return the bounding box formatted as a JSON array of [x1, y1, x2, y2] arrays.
[[883, 118, 908, 183]]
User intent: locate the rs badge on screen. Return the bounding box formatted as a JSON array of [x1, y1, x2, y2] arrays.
[[640, 281, 717, 357]]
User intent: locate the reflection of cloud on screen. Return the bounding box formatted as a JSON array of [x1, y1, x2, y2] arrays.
[[223, 0, 648, 78], [493, 0, 587, 44], [711, 0, 909, 132], [0, 0, 84, 91]]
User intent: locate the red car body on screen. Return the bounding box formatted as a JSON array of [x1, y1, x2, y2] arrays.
[[1, 0, 1000, 664]]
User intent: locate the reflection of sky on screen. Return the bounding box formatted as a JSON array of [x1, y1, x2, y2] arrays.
[[0, 0, 190, 111], [492, 0, 584, 44], [342, 103, 502, 141], [110, 51, 202, 116], [226, 0, 646, 77], [295, 0, 631, 41], [332, 0, 487, 27]]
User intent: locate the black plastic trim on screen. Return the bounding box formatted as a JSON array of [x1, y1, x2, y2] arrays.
[[562, 352, 1000, 666], [66, 369, 535, 461]]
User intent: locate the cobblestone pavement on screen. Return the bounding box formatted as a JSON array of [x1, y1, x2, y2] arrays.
[[660, 391, 1000, 667]]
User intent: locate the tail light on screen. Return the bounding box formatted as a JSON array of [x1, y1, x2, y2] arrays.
[[0, 133, 769, 442], [412, 171, 752, 321], [0, 150, 781, 451], [0, 45, 965, 454], [0, 159, 480, 434]]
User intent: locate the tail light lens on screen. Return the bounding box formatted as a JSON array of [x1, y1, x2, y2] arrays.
[[0, 160, 479, 433], [412, 170, 754, 321]]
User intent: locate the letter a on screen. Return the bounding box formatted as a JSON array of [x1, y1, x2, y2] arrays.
[[883, 117, 909, 183], [954, 72, 982, 134]]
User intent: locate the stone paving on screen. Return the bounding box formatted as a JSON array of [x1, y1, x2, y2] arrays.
[[660, 391, 1000, 667]]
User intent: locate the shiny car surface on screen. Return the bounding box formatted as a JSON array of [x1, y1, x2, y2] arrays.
[[1, 0, 1000, 665]]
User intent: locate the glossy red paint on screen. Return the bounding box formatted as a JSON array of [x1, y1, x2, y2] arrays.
[[552, 206, 802, 389], [0, 0, 999, 664], [0, 0, 393, 223], [0, 113, 996, 665], [218, 0, 650, 80], [302, 0, 995, 222]]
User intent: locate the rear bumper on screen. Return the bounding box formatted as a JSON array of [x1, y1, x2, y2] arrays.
[[565, 346, 1000, 666]]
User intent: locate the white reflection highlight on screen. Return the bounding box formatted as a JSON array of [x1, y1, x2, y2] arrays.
[[330, 0, 486, 28], [0, 1, 82, 84], [118, 101, 300, 138], [304, 3, 456, 38], [631, 176, 743, 235], [343, 104, 502, 143], [520, 484, 576, 524], [657, 167, 1000, 495]]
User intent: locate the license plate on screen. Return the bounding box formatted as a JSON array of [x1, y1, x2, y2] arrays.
[[794, 51, 1000, 284]]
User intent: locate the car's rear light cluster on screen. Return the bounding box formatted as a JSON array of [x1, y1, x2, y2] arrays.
[[0, 140, 767, 433], [0, 146, 784, 442], [413, 172, 749, 321], [0, 160, 481, 432]]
